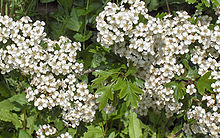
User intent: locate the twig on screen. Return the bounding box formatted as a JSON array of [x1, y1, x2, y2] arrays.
[[79, 67, 98, 76], [166, 0, 171, 15], [174, 129, 183, 137]]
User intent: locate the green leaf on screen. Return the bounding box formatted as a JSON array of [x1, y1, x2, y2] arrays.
[[196, 71, 216, 95], [186, 68, 199, 80], [26, 112, 38, 135], [66, 8, 82, 32], [148, 110, 161, 126], [125, 65, 137, 77], [57, 0, 72, 11], [152, 133, 157, 138], [83, 126, 104, 138], [9, 93, 28, 111], [0, 93, 27, 111], [202, 0, 210, 7], [0, 80, 10, 97], [212, 0, 220, 6], [185, 0, 197, 4], [54, 118, 64, 131], [148, 0, 159, 11], [92, 70, 113, 87], [40, 0, 55, 3], [19, 130, 31, 138], [0, 99, 14, 110], [113, 78, 125, 91], [165, 81, 184, 101], [96, 85, 113, 110], [108, 131, 116, 138], [144, 0, 151, 5], [128, 111, 142, 138], [119, 80, 143, 107], [91, 53, 106, 68], [73, 31, 93, 42], [182, 59, 191, 71], [0, 109, 23, 129], [134, 77, 144, 89], [8, 93, 27, 105], [68, 128, 77, 136]]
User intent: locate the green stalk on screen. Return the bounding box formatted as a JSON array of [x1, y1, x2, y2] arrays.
[[5, 1, 8, 15], [104, 114, 108, 138], [1, 0, 3, 14], [118, 121, 121, 138], [23, 109, 26, 130], [10, 0, 15, 17], [83, 0, 89, 50], [24, 0, 34, 15]]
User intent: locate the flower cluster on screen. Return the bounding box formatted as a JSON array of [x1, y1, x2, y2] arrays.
[[36, 124, 57, 138], [215, 6, 220, 15], [186, 106, 220, 137], [58, 132, 72, 138], [36, 125, 73, 138], [97, 0, 219, 137], [103, 103, 115, 114], [0, 14, 98, 128]]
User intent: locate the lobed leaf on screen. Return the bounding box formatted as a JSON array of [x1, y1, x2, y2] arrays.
[[119, 80, 143, 107], [0, 109, 23, 129], [18, 130, 31, 138], [96, 85, 113, 110], [196, 71, 216, 95], [66, 8, 82, 32], [83, 126, 104, 138]]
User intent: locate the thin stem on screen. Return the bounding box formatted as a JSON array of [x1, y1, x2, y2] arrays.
[[1, 0, 3, 15], [166, 0, 171, 14], [79, 67, 97, 76], [104, 114, 108, 138], [174, 129, 183, 137], [118, 121, 121, 138], [5, 1, 8, 15], [23, 109, 26, 130], [9, 0, 14, 17], [83, 0, 89, 50]]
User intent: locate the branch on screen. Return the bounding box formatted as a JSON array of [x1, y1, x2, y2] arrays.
[[79, 67, 98, 76], [174, 129, 183, 137]]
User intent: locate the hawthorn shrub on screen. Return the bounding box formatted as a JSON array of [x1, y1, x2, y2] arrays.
[[0, 0, 219, 138]]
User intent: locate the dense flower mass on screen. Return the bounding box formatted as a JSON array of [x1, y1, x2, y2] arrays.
[[0, 14, 98, 128], [36, 124, 73, 138], [36, 124, 57, 138], [96, 0, 220, 137]]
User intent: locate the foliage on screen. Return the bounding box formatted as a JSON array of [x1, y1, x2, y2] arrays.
[[0, 0, 219, 138]]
